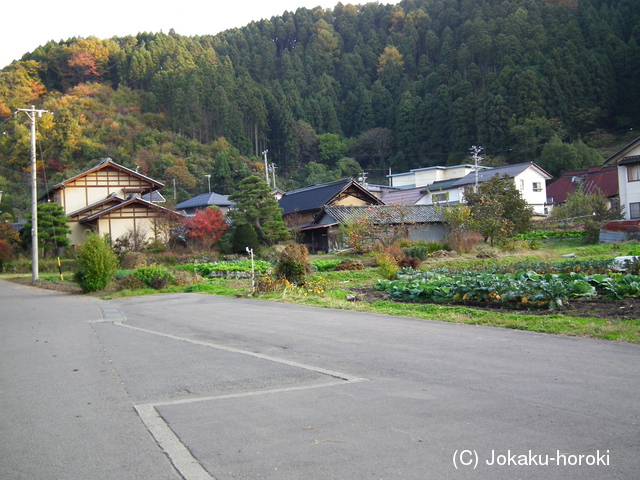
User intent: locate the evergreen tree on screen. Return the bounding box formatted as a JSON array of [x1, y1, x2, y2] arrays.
[[228, 176, 290, 246], [22, 203, 71, 255]]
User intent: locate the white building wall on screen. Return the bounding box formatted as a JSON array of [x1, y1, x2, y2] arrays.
[[619, 166, 640, 220], [389, 173, 416, 188], [417, 187, 464, 205], [514, 170, 549, 215], [616, 143, 640, 220], [390, 165, 487, 188]]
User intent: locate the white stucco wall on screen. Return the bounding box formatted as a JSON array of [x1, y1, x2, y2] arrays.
[[616, 142, 640, 220], [417, 187, 463, 205], [619, 165, 640, 219], [514, 169, 549, 215]]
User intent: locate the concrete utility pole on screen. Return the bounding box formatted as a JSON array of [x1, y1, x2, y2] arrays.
[[262, 150, 269, 187], [205, 174, 211, 193], [470, 145, 484, 193], [269, 163, 277, 189], [17, 105, 50, 282]]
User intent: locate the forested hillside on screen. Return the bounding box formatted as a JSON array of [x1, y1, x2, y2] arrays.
[[1, 0, 639, 215]]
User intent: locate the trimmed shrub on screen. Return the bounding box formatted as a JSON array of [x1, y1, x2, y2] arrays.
[[75, 233, 119, 293], [133, 265, 175, 290], [231, 223, 261, 254]]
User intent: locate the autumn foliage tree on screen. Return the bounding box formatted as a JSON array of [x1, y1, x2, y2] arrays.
[[464, 174, 533, 245], [184, 207, 228, 249]]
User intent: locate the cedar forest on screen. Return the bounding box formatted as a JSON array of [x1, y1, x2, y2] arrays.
[[0, 0, 639, 217]]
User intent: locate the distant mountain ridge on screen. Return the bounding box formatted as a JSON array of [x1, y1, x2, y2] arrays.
[[0, 0, 638, 213]]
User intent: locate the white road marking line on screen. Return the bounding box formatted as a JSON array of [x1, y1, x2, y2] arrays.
[[115, 321, 365, 382], [111, 321, 367, 480], [135, 404, 216, 480]]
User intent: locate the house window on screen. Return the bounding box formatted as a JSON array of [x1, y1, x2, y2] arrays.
[[630, 202, 640, 219], [532, 182, 543, 192], [519, 179, 524, 190], [628, 165, 640, 182], [432, 193, 447, 203]]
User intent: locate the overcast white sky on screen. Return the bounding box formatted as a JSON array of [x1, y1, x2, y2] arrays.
[[2, 0, 355, 69]]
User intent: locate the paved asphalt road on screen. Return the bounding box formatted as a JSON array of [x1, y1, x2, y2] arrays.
[[1, 279, 639, 479]]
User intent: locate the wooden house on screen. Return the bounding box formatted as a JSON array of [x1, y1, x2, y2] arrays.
[[278, 178, 384, 252], [43, 158, 179, 245]]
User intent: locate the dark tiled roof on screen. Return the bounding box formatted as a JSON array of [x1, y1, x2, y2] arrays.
[[618, 155, 640, 166], [425, 177, 463, 191], [322, 204, 444, 224], [175, 192, 234, 210], [279, 178, 382, 215]]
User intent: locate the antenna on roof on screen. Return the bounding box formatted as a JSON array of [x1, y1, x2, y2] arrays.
[[470, 145, 484, 192]]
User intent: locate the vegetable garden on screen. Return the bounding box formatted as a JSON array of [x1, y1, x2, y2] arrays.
[[375, 266, 640, 310]]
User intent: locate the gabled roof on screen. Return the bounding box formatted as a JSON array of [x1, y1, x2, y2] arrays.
[[604, 136, 640, 165], [279, 178, 384, 216], [67, 193, 125, 218], [175, 192, 234, 210], [546, 165, 618, 204], [42, 158, 164, 200], [381, 187, 428, 205], [321, 204, 444, 225], [142, 191, 166, 203], [79, 195, 180, 223], [453, 162, 552, 187]]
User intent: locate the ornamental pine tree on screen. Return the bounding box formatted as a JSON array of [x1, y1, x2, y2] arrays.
[[22, 203, 71, 255], [228, 176, 290, 246]]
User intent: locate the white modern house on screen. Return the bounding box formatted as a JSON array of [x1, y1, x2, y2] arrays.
[[386, 162, 553, 215], [387, 164, 489, 188], [604, 136, 640, 220]]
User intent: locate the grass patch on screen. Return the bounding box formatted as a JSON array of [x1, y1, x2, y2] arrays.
[[12, 240, 640, 343]]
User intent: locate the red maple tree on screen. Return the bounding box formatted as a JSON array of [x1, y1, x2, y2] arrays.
[[184, 207, 228, 249]]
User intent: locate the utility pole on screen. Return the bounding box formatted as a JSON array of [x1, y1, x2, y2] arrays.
[[269, 163, 277, 190], [262, 150, 269, 186], [205, 174, 211, 193], [470, 145, 484, 193], [17, 105, 50, 282]]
